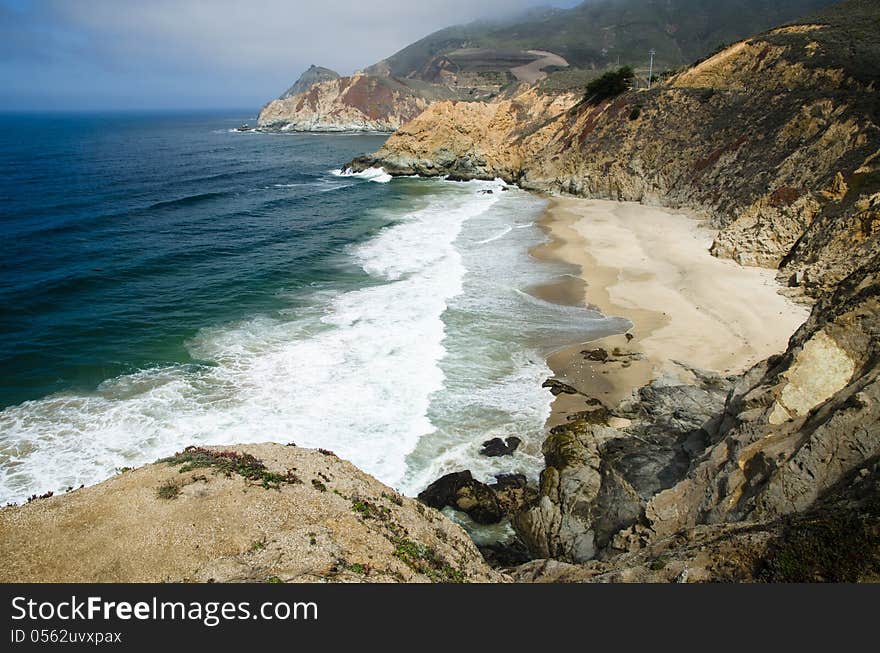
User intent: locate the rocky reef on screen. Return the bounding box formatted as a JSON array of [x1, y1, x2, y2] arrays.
[[0, 444, 504, 583], [348, 0, 880, 580]]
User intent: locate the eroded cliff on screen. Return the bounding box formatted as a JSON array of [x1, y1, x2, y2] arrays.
[[258, 74, 451, 133]]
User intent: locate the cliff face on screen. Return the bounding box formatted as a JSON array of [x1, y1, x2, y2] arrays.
[[348, 87, 581, 173], [257, 75, 443, 133], [511, 252, 878, 569], [260, 1, 834, 133], [349, 0, 880, 578], [352, 3, 880, 293], [514, 456, 879, 582], [0, 444, 504, 583]]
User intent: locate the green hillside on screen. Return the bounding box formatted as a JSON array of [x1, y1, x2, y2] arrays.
[[368, 0, 836, 81]]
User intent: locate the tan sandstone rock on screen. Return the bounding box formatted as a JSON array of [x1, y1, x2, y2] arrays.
[[0, 444, 506, 583]]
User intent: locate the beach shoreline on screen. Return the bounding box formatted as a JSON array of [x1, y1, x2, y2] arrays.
[[530, 196, 811, 428]]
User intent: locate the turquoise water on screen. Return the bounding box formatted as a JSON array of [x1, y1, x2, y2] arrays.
[[0, 112, 626, 503]]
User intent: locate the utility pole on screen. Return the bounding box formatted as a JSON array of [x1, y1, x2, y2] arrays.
[[648, 49, 656, 89]]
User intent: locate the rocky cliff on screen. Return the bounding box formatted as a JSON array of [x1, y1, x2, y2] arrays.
[[260, 1, 833, 133], [0, 444, 504, 583], [351, 1, 879, 291], [348, 0, 880, 580], [257, 74, 459, 133]]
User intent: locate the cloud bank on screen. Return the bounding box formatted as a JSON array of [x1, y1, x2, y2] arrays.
[[1, 0, 579, 110]]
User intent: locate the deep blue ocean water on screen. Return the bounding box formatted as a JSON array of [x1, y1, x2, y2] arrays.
[[0, 113, 390, 407], [0, 112, 626, 505]]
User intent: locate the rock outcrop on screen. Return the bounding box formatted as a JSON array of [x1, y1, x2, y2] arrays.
[[513, 456, 880, 582], [418, 471, 537, 525], [258, 75, 451, 132], [0, 444, 505, 583], [514, 372, 734, 562], [638, 253, 879, 541]]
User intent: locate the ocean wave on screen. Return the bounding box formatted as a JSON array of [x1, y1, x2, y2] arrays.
[[331, 167, 392, 183], [0, 182, 504, 503], [476, 225, 513, 245], [148, 191, 228, 211], [0, 177, 623, 506], [272, 179, 352, 194]]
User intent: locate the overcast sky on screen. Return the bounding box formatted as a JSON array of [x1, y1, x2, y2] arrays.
[[0, 0, 581, 111]]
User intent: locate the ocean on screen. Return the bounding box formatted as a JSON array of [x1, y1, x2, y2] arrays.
[[0, 112, 626, 505]]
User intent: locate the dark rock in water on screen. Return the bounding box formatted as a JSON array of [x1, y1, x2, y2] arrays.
[[479, 189, 494, 194], [418, 471, 503, 524], [418, 470, 539, 524], [542, 379, 580, 396], [492, 473, 528, 489], [480, 436, 522, 457], [583, 348, 609, 362], [478, 537, 533, 568]]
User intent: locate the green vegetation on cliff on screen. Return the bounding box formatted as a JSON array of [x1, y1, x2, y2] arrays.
[[584, 66, 635, 103]]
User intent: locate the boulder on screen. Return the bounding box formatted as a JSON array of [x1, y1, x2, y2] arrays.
[[480, 436, 522, 457], [418, 471, 539, 525], [542, 379, 580, 396], [491, 473, 538, 515], [418, 471, 503, 524]]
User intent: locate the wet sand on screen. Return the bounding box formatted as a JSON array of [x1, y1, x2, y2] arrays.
[[531, 197, 811, 427]]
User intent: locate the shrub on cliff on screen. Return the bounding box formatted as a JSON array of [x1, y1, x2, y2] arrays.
[[584, 67, 634, 104]]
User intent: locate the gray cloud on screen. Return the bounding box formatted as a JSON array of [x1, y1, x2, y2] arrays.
[[24, 1, 575, 105]]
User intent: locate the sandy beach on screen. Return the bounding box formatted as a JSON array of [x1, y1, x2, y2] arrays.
[[531, 197, 811, 426]]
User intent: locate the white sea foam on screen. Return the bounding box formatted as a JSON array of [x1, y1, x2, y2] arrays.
[[476, 225, 513, 245], [0, 180, 505, 503], [272, 179, 352, 193], [396, 189, 626, 494], [331, 167, 392, 183], [0, 178, 627, 506]]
